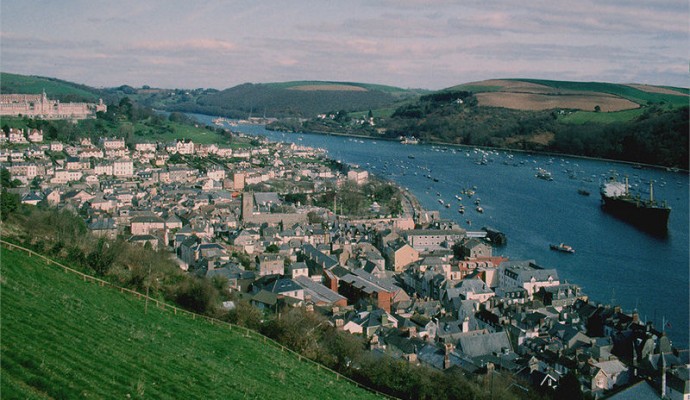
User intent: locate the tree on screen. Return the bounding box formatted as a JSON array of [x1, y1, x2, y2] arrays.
[[265, 244, 280, 253], [0, 189, 20, 220], [554, 371, 584, 400], [594, 105, 601, 112]]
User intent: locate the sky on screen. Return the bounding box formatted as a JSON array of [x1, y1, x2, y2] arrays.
[[1, 0, 687, 90]]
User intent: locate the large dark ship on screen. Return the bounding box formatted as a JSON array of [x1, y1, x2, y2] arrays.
[[600, 177, 670, 234]]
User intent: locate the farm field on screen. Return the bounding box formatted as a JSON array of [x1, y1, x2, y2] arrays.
[[0, 247, 380, 400], [558, 108, 646, 124]]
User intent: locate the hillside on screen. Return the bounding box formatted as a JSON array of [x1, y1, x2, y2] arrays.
[[271, 79, 688, 168], [451, 78, 688, 123], [0, 246, 380, 400], [166, 81, 425, 118], [0, 72, 103, 103]]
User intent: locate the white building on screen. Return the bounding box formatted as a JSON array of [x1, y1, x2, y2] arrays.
[[113, 159, 134, 177], [498, 260, 560, 300]]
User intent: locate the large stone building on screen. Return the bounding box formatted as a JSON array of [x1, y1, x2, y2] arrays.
[[0, 91, 106, 119]]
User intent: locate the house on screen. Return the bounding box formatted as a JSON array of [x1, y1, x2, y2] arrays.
[[498, 260, 559, 300], [207, 264, 256, 293], [257, 254, 284, 276], [537, 284, 584, 307], [21, 192, 43, 205], [293, 275, 347, 307], [385, 239, 420, 272], [454, 278, 495, 303], [339, 268, 404, 312], [88, 218, 118, 239], [266, 278, 304, 301], [342, 309, 397, 337], [456, 331, 513, 358], [403, 229, 466, 252], [130, 215, 166, 235], [455, 237, 492, 259], [347, 169, 368, 185], [587, 359, 630, 397], [288, 262, 309, 279], [128, 234, 159, 248], [251, 290, 278, 311]]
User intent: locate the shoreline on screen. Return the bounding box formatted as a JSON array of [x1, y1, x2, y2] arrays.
[[263, 125, 689, 174], [208, 114, 687, 348]]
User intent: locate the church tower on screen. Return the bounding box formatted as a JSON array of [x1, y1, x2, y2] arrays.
[[242, 191, 254, 222]]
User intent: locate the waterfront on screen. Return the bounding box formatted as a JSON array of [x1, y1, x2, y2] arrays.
[[196, 115, 690, 348]]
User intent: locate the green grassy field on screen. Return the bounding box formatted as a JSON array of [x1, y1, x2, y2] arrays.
[[558, 108, 646, 124], [0, 72, 100, 102], [0, 247, 380, 399], [130, 121, 234, 145]]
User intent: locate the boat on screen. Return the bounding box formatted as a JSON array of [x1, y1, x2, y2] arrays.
[[536, 168, 553, 181], [476, 206, 484, 213], [550, 243, 575, 253], [577, 189, 590, 196], [400, 136, 419, 145], [600, 177, 670, 234]]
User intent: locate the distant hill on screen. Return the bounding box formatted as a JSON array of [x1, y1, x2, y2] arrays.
[[273, 79, 688, 168], [451, 78, 688, 114], [166, 81, 426, 118], [0, 72, 103, 102], [0, 246, 379, 399]]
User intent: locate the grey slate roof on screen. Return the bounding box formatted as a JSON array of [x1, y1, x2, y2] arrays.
[[456, 331, 512, 358], [294, 276, 346, 305]]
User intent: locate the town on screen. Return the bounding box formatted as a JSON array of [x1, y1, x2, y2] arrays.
[[1, 115, 687, 400]]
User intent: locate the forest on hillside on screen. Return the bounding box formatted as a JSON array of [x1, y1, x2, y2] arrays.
[[269, 91, 689, 169]]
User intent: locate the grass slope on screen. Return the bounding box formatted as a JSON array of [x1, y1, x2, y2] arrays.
[[0, 248, 379, 400], [513, 78, 688, 107], [0, 72, 100, 102]]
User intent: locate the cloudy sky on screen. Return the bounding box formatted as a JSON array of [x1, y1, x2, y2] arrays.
[[1, 1, 687, 90]]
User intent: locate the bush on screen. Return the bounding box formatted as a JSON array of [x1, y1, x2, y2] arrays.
[[173, 277, 218, 314]]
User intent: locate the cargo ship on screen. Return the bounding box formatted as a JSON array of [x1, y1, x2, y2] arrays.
[[600, 177, 670, 234]]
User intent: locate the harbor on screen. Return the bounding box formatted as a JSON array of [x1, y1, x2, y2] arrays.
[[204, 116, 690, 348]]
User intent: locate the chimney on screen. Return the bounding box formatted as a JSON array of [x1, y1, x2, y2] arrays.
[[462, 316, 470, 333], [444, 342, 454, 369]]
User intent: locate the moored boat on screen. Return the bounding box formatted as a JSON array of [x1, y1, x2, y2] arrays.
[[550, 243, 575, 253]]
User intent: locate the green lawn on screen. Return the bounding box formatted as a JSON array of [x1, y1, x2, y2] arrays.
[[0, 247, 380, 400], [129, 120, 235, 145]]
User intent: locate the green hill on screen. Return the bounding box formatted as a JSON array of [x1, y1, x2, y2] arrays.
[[166, 81, 423, 118], [0, 72, 102, 102], [0, 246, 380, 400]]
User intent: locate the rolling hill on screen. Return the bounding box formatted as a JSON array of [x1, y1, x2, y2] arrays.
[[0, 72, 103, 103], [0, 246, 380, 399], [165, 81, 426, 119], [452, 78, 688, 114]]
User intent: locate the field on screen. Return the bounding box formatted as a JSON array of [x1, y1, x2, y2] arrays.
[[475, 92, 639, 112], [449, 79, 689, 112], [0, 247, 380, 400], [289, 84, 368, 92], [130, 121, 235, 145], [514, 79, 689, 107], [558, 108, 646, 124], [0, 72, 99, 102]]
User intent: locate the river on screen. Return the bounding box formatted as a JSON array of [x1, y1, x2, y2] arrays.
[[194, 115, 690, 349]]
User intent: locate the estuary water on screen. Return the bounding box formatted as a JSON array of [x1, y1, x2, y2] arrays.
[[194, 115, 690, 348]]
